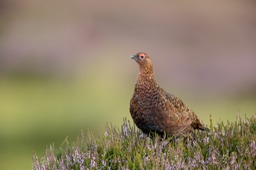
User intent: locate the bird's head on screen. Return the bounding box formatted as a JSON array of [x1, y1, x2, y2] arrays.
[[131, 52, 154, 75]]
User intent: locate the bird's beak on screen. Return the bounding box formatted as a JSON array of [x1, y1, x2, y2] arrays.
[[131, 54, 138, 61]]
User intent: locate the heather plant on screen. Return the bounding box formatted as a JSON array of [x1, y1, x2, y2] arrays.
[[33, 114, 256, 169]]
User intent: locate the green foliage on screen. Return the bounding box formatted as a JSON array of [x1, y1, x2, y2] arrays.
[[33, 115, 256, 169]]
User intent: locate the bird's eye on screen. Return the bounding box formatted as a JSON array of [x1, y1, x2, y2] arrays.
[[139, 55, 144, 59]]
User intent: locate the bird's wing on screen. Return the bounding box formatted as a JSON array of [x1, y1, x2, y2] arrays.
[[159, 88, 189, 113], [162, 89, 207, 131], [158, 88, 195, 134]]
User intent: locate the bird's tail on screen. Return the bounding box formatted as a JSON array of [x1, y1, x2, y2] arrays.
[[199, 125, 210, 131]]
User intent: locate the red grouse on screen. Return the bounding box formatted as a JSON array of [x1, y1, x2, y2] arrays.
[[130, 52, 208, 137]]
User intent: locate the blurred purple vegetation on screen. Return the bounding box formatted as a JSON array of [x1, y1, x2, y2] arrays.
[[33, 115, 256, 169]]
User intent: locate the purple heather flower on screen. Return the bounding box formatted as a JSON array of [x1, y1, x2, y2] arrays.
[[250, 141, 256, 157], [102, 160, 107, 167], [73, 149, 85, 165], [230, 152, 237, 166], [104, 131, 108, 137], [203, 137, 209, 144]]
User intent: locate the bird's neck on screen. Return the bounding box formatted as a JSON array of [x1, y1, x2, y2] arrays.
[[135, 72, 156, 90], [139, 64, 153, 76], [138, 72, 154, 81]]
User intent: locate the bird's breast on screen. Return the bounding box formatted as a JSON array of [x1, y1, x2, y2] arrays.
[[134, 87, 165, 109]]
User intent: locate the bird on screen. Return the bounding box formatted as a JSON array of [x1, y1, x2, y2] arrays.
[[130, 52, 208, 137]]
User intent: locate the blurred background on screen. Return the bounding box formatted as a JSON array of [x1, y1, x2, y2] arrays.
[[0, 0, 255, 169]]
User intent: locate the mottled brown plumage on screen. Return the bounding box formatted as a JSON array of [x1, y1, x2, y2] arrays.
[[130, 52, 208, 137]]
